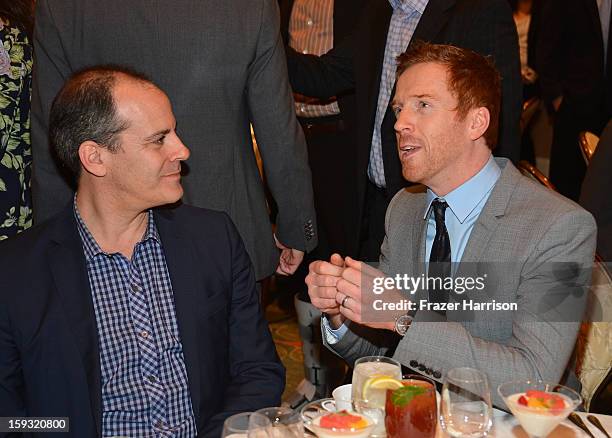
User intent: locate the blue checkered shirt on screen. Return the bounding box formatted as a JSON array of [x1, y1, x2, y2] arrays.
[[74, 200, 197, 437], [368, 0, 428, 187]]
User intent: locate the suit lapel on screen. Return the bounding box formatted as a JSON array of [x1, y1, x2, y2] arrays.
[[154, 209, 202, 424], [584, 0, 604, 44], [410, 194, 428, 297], [279, 0, 294, 44], [364, 1, 393, 121], [47, 206, 102, 437], [457, 159, 517, 270], [412, 0, 456, 44]]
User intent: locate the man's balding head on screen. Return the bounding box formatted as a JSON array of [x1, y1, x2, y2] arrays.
[[49, 66, 157, 181]]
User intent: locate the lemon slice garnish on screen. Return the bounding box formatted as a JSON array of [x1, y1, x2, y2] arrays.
[[362, 376, 404, 404]]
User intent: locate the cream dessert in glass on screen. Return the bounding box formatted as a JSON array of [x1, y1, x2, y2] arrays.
[[498, 380, 581, 437]]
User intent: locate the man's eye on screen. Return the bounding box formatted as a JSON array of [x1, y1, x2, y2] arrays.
[[154, 136, 166, 145], [418, 101, 430, 109], [392, 106, 401, 117]]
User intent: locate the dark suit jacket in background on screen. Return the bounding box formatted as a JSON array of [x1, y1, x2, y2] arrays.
[[581, 119, 612, 262], [286, 0, 522, 257], [0, 205, 284, 437], [535, 0, 611, 200], [31, 0, 317, 280], [279, 0, 367, 258]]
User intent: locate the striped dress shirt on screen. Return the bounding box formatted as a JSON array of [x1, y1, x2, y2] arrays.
[[289, 0, 340, 118], [75, 200, 197, 437]]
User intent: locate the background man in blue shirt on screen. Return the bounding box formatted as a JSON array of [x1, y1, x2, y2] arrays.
[[306, 43, 596, 408], [0, 67, 284, 437]]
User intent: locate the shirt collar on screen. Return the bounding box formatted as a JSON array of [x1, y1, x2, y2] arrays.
[[73, 194, 160, 260], [423, 155, 501, 223], [388, 0, 428, 15]]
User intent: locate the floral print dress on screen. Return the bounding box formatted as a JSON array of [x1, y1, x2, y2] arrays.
[[0, 19, 32, 240]]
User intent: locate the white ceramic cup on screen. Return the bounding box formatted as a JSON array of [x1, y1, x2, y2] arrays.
[[324, 384, 352, 412]]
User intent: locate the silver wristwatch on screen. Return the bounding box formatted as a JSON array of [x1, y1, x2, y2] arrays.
[[394, 313, 413, 336]]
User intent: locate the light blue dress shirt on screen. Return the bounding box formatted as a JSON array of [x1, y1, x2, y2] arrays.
[[424, 155, 501, 266], [325, 156, 501, 342]]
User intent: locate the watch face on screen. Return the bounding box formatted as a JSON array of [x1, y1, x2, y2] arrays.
[[395, 314, 412, 335]]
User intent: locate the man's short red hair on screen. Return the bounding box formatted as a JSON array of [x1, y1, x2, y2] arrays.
[[396, 41, 502, 149]]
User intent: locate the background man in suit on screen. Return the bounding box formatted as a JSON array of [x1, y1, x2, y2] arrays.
[[0, 67, 284, 437], [535, 0, 612, 200], [278, 0, 367, 399], [279, 0, 367, 265], [31, 0, 317, 281], [286, 0, 522, 262], [306, 43, 596, 407]]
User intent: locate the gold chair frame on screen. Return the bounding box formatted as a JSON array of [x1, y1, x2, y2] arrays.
[[517, 160, 556, 191], [579, 131, 600, 165]]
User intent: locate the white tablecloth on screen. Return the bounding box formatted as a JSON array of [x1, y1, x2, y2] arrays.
[[434, 410, 612, 437]]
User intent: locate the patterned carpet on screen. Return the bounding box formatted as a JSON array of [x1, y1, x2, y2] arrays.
[[265, 298, 305, 402]]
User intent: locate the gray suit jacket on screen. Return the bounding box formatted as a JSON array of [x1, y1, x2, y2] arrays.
[[326, 158, 597, 407], [31, 0, 317, 280]]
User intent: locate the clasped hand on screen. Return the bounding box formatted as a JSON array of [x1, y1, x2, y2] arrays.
[[305, 253, 398, 331]]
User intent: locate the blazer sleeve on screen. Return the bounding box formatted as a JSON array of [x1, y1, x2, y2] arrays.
[[393, 208, 597, 408], [0, 294, 26, 438], [246, 0, 318, 252], [201, 214, 285, 437], [30, 0, 75, 224], [285, 37, 356, 99]]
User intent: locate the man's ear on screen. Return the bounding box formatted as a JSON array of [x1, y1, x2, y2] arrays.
[[78, 141, 107, 177], [467, 106, 490, 141]]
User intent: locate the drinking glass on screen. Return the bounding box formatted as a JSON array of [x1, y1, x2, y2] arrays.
[[439, 367, 493, 437], [255, 406, 303, 437], [498, 380, 581, 438], [222, 412, 272, 438], [352, 356, 402, 437], [385, 374, 437, 438]]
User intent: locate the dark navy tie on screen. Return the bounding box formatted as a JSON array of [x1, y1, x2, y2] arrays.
[[429, 199, 451, 313]]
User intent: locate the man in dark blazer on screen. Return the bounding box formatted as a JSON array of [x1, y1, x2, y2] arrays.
[[0, 68, 284, 437], [535, 0, 611, 201], [286, 0, 522, 261], [278, 0, 368, 399], [31, 0, 317, 281]]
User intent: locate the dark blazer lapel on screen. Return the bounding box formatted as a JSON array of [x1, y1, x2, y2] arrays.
[[363, 1, 393, 120], [279, 0, 294, 44], [154, 209, 202, 424], [412, 0, 456, 44], [584, 0, 604, 44], [47, 206, 102, 437]]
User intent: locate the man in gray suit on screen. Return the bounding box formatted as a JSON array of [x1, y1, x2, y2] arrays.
[[31, 0, 317, 280], [306, 42, 597, 407]]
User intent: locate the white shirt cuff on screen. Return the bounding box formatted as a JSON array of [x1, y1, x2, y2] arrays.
[[322, 315, 349, 345]]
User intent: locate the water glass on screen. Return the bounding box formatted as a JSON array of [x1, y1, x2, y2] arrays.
[[352, 356, 402, 437], [255, 407, 303, 437], [222, 412, 272, 438], [439, 367, 493, 437]]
